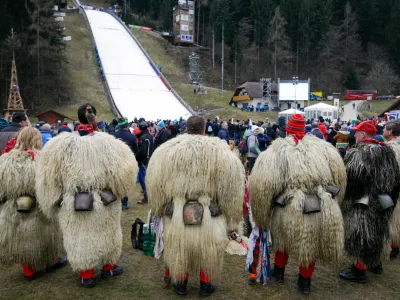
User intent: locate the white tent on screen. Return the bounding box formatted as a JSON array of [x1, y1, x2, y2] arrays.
[[304, 103, 338, 120], [278, 109, 305, 122]]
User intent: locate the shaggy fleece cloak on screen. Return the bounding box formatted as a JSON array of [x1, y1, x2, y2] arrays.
[[36, 133, 138, 271], [146, 134, 245, 283], [342, 143, 400, 266], [250, 134, 346, 266], [389, 138, 400, 246], [0, 150, 61, 269]]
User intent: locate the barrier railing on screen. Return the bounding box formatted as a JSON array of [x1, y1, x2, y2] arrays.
[[72, 0, 122, 118]]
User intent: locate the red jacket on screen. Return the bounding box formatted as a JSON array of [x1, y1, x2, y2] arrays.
[[318, 122, 328, 140]]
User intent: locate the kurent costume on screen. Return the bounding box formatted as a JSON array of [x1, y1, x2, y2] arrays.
[[36, 104, 138, 288], [250, 114, 346, 294], [147, 134, 245, 297], [339, 121, 400, 282], [388, 137, 400, 259], [0, 128, 65, 280]]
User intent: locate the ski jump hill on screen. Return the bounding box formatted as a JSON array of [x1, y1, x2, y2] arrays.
[[73, 1, 194, 121]]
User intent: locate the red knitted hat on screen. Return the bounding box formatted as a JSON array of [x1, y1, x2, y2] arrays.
[[286, 114, 306, 137], [352, 120, 377, 136]]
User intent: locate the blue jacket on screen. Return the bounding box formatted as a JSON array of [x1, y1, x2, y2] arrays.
[[218, 128, 229, 144], [40, 130, 53, 147], [112, 129, 138, 155]]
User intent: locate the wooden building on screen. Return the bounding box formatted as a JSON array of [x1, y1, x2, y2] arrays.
[[36, 110, 74, 125]]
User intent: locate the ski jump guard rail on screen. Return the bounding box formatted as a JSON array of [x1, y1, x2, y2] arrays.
[[73, 0, 195, 120]]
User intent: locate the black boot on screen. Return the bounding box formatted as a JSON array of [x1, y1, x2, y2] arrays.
[[199, 281, 216, 298], [271, 264, 285, 283], [339, 264, 367, 283], [369, 262, 383, 275], [81, 277, 95, 288], [46, 257, 68, 273], [164, 275, 171, 287], [174, 280, 188, 296], [101, 265, 124, 279], [297, 274, 311, 295], [390, 247, 399, 260]]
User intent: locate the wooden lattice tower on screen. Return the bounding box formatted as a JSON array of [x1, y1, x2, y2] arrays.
[[7, 59, 25, 113]]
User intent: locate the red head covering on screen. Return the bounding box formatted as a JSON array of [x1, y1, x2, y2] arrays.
[[286, 114, 306, 143], [352, 120, 377, 136]]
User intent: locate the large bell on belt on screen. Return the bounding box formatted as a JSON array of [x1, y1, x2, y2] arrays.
[[16, 196, 36, 213], [326, 186, 340, 198], [183, 201, 203, 225], [355, 195, 369, 207], [303, 194, 321, 214], [274, 195, 286, 207], [74, 192, 94, 211], [378, 194, 394, 211], [100, 190, 117, 206]]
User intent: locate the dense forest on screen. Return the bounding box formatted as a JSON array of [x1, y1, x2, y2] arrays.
[[0, 0, 399, 112], [0, 0, 65, 111], [122, 0, 400, 94]]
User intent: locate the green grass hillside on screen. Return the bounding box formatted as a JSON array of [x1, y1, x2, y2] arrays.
[[56, 8, 115, 122]]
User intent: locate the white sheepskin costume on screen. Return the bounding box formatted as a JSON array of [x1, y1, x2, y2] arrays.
[[36, 132, 138, 271], [147, 134, 245, 283], [0, 150, 61, 269], [250, 134, 346, 267]]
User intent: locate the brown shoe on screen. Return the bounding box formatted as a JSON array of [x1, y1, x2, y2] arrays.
[[137, 199, 148, 204]]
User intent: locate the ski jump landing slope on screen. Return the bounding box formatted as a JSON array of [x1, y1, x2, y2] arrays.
[[84, 9, 193, 121]]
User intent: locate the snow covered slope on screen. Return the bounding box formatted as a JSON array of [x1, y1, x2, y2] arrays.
[[82, 8, 193, 120]]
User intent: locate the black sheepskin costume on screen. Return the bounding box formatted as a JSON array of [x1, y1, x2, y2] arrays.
[[342, 143, 400, 266]]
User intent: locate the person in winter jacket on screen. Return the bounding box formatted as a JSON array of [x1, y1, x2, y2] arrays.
[[218, 122, 230, 144], [246, 126, 263, 173], [136, 121, 154, 204], [58, 121, 72, 134], [276, 116, 286, 138], [155, 120, 170, 149], [0, 112, 29, 154], [112, 118, 138, 210], [205, 119, 214, 136], [318, 117, 328, 140], [40, 124, 53, 147], [257, 131, 272, 152], [310, 122, 324, 139], [334, 124, 350, 158]]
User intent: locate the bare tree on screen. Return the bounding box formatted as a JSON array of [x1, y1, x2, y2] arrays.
[[268, 6, 293, 81], [365, 60, 399, 94]]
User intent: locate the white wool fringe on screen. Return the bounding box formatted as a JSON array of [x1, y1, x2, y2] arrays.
[[36, 132, 138, 271], [251, 135, 346, 266], [0, 150, 61, 269], [146, 134, 245, 282]]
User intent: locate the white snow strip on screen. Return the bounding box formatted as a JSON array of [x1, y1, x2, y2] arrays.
[[85, 10, 192, 121]]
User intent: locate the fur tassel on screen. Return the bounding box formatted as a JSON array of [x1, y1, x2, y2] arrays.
[[0, 150, 62, 269], [36, 133, 138, 271], [342, 143, 400, 265]]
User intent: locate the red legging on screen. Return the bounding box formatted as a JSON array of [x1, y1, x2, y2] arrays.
[[80, 264, 116, 279], [164, 268, 211, 283], [22, 264, 36, 277], [274, 251, 315, 278]]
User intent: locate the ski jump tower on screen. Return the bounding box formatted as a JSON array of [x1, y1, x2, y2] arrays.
[[3, 30, 25, 120]]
